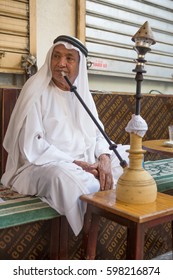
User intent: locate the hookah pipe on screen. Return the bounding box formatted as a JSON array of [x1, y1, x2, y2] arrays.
[[61, 71, 127, 168]]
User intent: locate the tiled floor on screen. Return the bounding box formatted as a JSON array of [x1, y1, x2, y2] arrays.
[[153, 251, 172, 260]]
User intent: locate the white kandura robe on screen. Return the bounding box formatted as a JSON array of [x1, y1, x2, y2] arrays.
[[1, 40, 129, 236], [7, 83, 129, 235]]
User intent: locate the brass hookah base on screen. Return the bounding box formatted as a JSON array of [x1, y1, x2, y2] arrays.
[[116, 132, 157, 204]]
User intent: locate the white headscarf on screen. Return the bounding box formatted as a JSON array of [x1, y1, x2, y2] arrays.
[[2, 39, 101, 185]]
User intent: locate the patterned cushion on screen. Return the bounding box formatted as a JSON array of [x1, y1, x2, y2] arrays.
[[144, 158, 173, 192], [0, 186, 60, 229]]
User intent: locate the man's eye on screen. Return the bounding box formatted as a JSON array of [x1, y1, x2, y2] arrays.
[[53, 54, 60, 59], [67, 57, 74, 62]]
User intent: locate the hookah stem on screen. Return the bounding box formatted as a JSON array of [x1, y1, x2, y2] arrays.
[[135, 70, 144, 115], [62, 72, 127, 168]]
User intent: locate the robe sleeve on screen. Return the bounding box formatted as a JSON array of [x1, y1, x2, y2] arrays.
[[19, 103, 74, 165], [94, 117, 113, 158]]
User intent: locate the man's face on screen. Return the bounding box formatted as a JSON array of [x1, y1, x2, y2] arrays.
[[51, 44, 80, 91]]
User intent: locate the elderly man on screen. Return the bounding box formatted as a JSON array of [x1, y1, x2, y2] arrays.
[[1, 35, 129, 235]]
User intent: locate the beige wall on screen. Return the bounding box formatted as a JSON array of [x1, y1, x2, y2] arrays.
[[88, 74, 173, 95], [36, 0, 76, 68]]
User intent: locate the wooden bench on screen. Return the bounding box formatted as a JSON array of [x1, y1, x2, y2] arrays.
[[0, 88, 68, 260]]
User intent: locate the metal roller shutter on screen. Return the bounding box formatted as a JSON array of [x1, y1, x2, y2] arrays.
[[85, 0, 173, 82], [0, 0, 29, 74]]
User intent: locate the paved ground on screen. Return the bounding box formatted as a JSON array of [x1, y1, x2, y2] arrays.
[[153, 251, 172, 260]]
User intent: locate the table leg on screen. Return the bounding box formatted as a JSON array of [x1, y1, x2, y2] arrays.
[[82, 205, 100, 260], [126, 222, 145, 260], [59, 216, 69, 259], [50, 217, 60, 259], [50, 216, 69, 260]]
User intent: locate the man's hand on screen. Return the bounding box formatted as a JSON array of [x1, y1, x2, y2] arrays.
[[74, 160, 99, 178], [91, 154, 113, 191], [74, 154, 113, 191]]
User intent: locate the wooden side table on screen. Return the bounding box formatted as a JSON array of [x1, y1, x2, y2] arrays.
[[142, 139, 173, 157], [80, 191, 173, 260]]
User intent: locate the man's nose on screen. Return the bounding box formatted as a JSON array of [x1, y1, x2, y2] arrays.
[[58, 57, 67, 67]]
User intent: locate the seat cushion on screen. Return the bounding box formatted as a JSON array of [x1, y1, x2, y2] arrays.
[[144, 158, 173, 193], [0, 185, 60, 229]]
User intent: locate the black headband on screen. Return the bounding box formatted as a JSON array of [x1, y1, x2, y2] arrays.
[[53, 35, 88, 57]]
